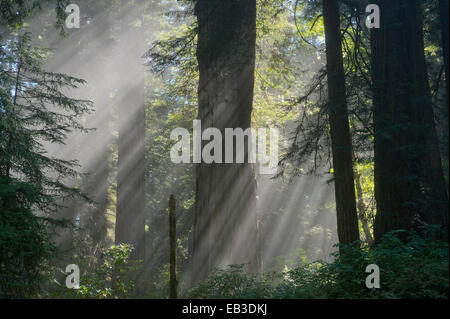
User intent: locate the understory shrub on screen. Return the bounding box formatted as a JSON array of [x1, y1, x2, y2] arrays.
[[188, 228, 449, 299]]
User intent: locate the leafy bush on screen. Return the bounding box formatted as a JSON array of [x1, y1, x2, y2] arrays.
[[78, 244, 138, 299], [188, 228, 449, 299], [189, 264, 281, 299], [50, 244, 140, 299]]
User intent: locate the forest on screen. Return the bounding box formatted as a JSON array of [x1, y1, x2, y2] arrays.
[[0, 0, 448, 300]]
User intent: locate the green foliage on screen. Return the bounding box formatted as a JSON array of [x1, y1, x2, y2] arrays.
[[269, 247, 309, 272], [188, 229, 449, 299], [0, 32, 91, 298], [76, 244, 138, 299], [0, 0, 69, 34], [189, 264, 281, 299], [51, 244, 138, 299], [0, 177, 55, 298], [0, 33, 92, 212]]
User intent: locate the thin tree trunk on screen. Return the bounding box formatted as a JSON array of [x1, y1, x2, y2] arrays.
[[439, 0, 449, 107], [322, 0, 360, 245], [4, 42, 22, 178], [169, 195, 177, 299]]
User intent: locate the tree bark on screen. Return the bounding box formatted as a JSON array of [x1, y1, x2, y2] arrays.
[[169, 195, 177, 299], [370, 0, 448, 243], [115, 12, 146, 261], [322, 0, 360, 245], [439, 0, 449, 107], [192, 0, 261, 284]]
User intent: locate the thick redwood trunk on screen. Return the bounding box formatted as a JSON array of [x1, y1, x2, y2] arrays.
[[371, 0, 448, 242], [322, 0, 360, 245], [192, 0, 261, 284]]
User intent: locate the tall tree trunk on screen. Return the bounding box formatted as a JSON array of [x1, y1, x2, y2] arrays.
[[77, 3, 116, 251], [370, 0, 448, 243], [82, 135, 111, 248], [439, 0, 450, 196], [169, 195, 177, 299], [115, 13, 146, 261], [439, 0, 449, 107], [322, 0, 360, 245], [192, 0, 261, 284]]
